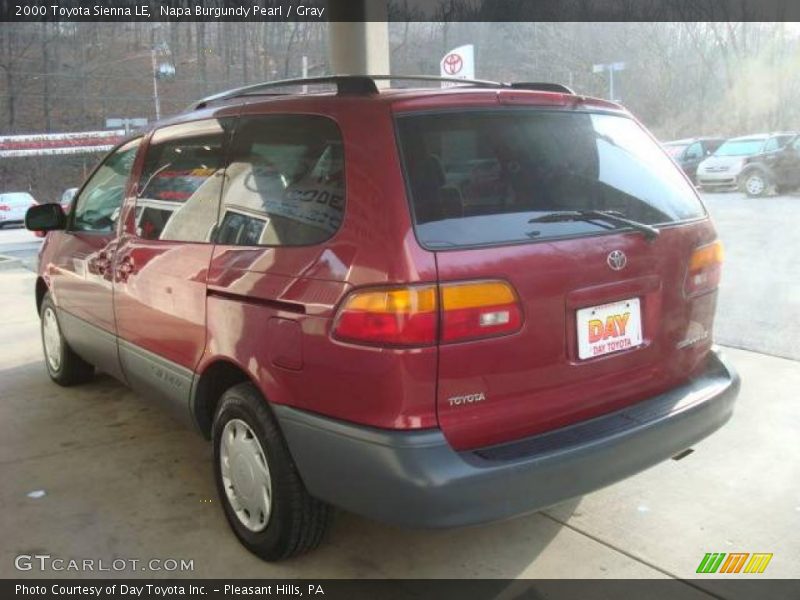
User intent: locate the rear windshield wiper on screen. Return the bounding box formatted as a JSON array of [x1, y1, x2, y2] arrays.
[[528, 209, 660, 241]]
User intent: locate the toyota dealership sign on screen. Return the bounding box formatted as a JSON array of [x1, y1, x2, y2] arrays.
[[440, 44, 475, 86]]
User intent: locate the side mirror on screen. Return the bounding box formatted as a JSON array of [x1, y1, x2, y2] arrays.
[[25, 202, 66, 232]]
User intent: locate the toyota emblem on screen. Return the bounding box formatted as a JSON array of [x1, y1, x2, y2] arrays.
[[607, 250, 627, 271]]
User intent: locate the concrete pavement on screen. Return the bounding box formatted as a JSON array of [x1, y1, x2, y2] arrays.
[[0, 224, 41, 271], [704, 193, 800, 360], [0, 267, 797, 588]]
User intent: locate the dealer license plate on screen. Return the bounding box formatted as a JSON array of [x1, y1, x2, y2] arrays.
[[576, 298, 643, 360]]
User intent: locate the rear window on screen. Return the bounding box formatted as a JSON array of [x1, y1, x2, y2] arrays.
[[396, 109, 706, 248]]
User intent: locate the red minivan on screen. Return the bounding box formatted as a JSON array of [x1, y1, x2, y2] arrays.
[[26, 76, 739, 561]]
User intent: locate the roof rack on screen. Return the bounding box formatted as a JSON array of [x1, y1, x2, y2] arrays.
[[510, 82, 575, 94], [191, 76, 379, 109], [371, 74, 507, 88], [189, 75, 575, 111]]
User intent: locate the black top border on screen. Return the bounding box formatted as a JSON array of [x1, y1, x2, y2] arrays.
[[2, 0, 800, 23]]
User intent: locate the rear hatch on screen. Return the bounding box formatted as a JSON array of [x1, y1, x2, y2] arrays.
[[395, 104, 721, 450]]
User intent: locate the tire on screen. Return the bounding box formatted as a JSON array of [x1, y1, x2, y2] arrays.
[[741, 170, 769, 197], [40, 292, 95, 386], [212, 382, 332, 561]]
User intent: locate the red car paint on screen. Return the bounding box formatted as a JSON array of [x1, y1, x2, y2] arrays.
[[35, 87, 721, 452]]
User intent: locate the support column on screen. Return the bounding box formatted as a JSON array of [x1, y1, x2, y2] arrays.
[[328, 0, 390, 76]]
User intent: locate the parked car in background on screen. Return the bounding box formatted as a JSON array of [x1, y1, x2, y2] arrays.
[[663, 137, 726, 182], [25, 75, 739, 561], [60, 187, 78, 212], [696, 132, 796, 192], [0, 192, 37, 228], [738, 134, 800, 197]]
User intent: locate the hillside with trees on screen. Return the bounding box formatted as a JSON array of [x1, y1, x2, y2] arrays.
[[2, 20, 799, 200]]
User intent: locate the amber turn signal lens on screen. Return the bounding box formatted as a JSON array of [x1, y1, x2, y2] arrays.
[[688, 240, 724, 271], [685, 240, 724, 297]]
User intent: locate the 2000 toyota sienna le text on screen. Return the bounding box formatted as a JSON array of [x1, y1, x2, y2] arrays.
[[25, 76, 740, 561]]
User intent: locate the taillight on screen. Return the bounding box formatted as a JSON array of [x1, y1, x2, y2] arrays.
[[685, 240, 724, 297], [332, 285, 438, 346], [332, 280, 523, 347], [441, 281, 522, 342], [0, 205, 10, 211]]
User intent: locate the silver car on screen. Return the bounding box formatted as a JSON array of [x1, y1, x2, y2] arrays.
[[696, 133, 794, 191], [0, 192, 36, 228]]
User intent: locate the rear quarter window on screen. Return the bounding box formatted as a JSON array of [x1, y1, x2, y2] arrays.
[[396, 109, 706, 249], [216, 114, 345, 247]]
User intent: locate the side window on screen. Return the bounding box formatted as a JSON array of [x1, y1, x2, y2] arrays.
[[684, 142, 703, 160], [764, 137, 780, 152], [72, 138, 140, 232], [135, 118, 234, 242], [217, 115, 345, 247]]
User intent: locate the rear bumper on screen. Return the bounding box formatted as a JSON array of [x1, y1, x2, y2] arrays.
[[274, 347, 739, 528]]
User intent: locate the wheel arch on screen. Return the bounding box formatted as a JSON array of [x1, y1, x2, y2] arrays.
[[190, 359, 255, 439], [35, 277, 49, 315], [740, 163, 773, 180]]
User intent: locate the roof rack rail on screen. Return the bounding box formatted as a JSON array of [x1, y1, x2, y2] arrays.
[[371, 76, 574, 95], [191, 75, 381, 110], [510, 82, 575, 94], [369, 74, 505, 88], [189, 75, 575, 111]]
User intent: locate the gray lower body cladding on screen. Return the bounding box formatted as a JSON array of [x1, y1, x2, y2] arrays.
[[274, 348, 739, 528]]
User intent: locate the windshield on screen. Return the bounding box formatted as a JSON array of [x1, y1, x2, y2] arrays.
[[713, 139, 765, 156], [397, 109, 705, 248]]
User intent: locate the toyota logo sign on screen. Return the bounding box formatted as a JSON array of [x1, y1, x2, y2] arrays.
[[607, 250, 627, 271], [442, 53, 463, 75]]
